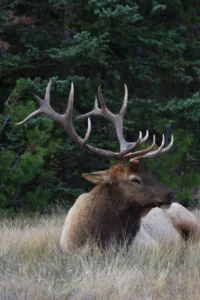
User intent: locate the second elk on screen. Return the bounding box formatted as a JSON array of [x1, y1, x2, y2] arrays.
[[16, 81, 174, 252]]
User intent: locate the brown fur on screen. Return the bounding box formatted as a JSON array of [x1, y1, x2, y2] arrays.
[[60, 162, 173, 252]]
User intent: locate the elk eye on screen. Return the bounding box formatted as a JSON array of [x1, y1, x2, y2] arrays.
[[131, 177, 141, 185]]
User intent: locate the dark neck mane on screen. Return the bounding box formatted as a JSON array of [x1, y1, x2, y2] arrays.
[[89, 184, 143, 248]]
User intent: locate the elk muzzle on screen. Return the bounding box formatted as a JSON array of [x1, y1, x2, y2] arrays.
[[155, 190, 175, 208]]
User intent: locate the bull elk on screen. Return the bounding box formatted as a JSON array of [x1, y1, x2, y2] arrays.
[[16, 81, 175, 252]]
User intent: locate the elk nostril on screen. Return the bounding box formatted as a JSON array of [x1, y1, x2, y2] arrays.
[[168, 191, 176, 203]]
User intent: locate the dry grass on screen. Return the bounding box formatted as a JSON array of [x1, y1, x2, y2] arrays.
[[1, 209, 200, 300]]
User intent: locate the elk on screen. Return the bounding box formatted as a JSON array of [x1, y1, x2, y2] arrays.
[[16, 81, 175, 252]]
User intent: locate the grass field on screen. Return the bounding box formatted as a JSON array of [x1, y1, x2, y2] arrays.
[[1, 209, 200, 300]]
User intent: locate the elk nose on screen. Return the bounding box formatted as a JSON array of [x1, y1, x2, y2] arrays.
[[168, 191, 176, 203]]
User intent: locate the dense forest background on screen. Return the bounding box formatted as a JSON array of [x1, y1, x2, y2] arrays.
[[1, 0, 200, 215]]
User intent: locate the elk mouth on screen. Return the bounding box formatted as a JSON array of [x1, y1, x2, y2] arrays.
[[155, 191, 176, 208], [156, 203, 171, 208]]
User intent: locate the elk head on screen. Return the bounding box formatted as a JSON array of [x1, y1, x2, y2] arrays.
[[83, 162, 175, 211]]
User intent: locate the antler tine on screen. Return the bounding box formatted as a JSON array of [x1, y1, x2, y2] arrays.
[[44, 79, 52, 105], [34, 80, 52, 107], [98, 86, 108, 110], [82, 118, 91, 145], [16, 108, 42, 125], [65, 82, 74, 118], [119, 84, 128, 117], [76, 97, 100, 121], [157, 135, 174, 154], [94, 97, 99, 109], [140, 134, 165, 158], [33, 93, 43, 106], [140, 130, 149, 143], [130, 134, 174, 162]]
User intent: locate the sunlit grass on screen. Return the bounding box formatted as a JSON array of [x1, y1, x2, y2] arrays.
[[1, 209, 200, 299]]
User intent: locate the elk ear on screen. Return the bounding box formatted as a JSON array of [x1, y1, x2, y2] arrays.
[[82, 170, 111, 184]]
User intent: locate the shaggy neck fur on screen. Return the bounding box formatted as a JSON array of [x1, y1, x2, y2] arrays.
[[89, 183, 143, 248]]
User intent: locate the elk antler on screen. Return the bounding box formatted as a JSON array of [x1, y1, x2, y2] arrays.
[[76, 85, 174, 161], [16, 81, 173, 160]]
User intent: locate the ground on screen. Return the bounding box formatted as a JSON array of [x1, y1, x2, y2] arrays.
[[1, 208, 200, 299]]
